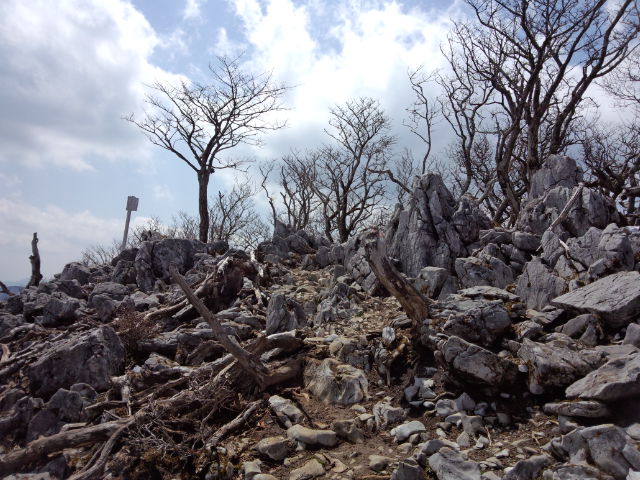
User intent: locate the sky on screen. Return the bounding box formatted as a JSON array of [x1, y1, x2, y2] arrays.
[[0, 0, 465, 282], [0, 0, 629, 282]]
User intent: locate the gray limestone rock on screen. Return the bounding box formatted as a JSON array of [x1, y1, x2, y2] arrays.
[[304, 358, 368, 405], [41, 292, 81, 327], [529, 155, 582, 199], [502, 455, 550, 480], [414, 266, 458, 300], [369, 455, 394, 472], [289, 459, 325, 480], [332, 419, 364, 443], [265, 294, 307, 334], [512, 231, 541, 252], [90, 282, 129, 301], [454, 255, 514, 290], [135, 238, 204, 291], [437, 295, 512, 347], [0, 313, 25, 338], [565, 351, 640, 402], [27, 326, 124, 398], [437, 335, 519, 387], [552, 424, 640, 479], [516, 257, 567, 310], [624, 323, 640, 348], [391, 458, 424, 480], [519, 178, 620, 238], [558, 314, 603, 346], [386, 174, 489, 276], [286, 424, 338, 448], [552, 271, 640, 328], [268, 395, 304, 428], [428, 447, 481, 480], [543, 400, 611, 418], [518, 336, 607, 394], [255, 436, 290, 461], [390, 421, 426, 442], [59, 262, 91, 285], [373, 402, 407, 429]]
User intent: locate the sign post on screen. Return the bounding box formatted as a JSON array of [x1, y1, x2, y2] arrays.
[[121, 196, 139, 251]]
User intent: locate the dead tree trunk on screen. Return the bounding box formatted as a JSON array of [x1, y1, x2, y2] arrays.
[[363, 229, 431, 327], [26, 233, 42, 288]]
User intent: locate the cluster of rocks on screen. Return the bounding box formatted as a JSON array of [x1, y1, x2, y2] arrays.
[[1, 154, 640, 480]]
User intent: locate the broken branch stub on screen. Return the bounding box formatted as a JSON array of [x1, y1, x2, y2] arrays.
[[363, 229, 431, 326], [26, 232, 43, 288]]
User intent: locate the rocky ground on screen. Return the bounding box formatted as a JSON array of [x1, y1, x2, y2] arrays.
[[1, 154, 640, 480]]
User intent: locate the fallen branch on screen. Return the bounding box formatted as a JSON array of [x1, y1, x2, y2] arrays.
[[67, 419, 134, 480], [205, 399, 263, 449], [363, 230, 431, 326], [143, 272, 214, 322], [547, 183, 584, 233], [169, 265, 298, 390], [0, 419, 129, 476], [0, 281, 15, 297]]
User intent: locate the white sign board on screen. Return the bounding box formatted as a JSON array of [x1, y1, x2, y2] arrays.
[[126, 196, 139, 211]]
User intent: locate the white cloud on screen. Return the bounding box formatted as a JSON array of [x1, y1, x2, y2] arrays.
[[225, 0, 455, 159], [0, 0, 178, 171], [0, 197, 152, 280], [183, 0, 206, 20], [153, 184, 175, 201]]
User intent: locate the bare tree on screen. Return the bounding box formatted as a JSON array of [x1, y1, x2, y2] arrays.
[[445, 0, 639, 223], [581, 122, 640, 214], [405, 67, 440, 174], [208, 178, 266, 246], [126, 56, 289, 242], [277, 153, 317, 230], [300, 98, 395, 242]]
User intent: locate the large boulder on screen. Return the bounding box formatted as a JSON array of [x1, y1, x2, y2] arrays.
[[518, 155, 620, 237], [59, 262, 91, 285], [304, 358, 368, 405], [551, 424, 640, 479], [385, 174, 490, 276], [436, 335, 519, 387], [26, 326, 125, 398], [529, 154, 583, 199], [552, 271, 640, 329], [435, 295, 512, 347], [566, 351, 640, 403], [515, 258, 567, 310], [134, 238, 205, 291], [265, 294, 306, 334], [454, 255, 514, 290], [518, 336, 607, 394]]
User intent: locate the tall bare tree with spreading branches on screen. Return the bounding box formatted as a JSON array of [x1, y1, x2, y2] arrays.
[[305, 97, 396, 242], [126, 56, 289, 242]]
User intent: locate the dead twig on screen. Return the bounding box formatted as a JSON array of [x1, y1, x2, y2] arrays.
[[0, 281, 15, 297], [205, 399, 264, 450]]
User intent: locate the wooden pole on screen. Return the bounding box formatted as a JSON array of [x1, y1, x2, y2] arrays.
[[121, 209, 132, 250]]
